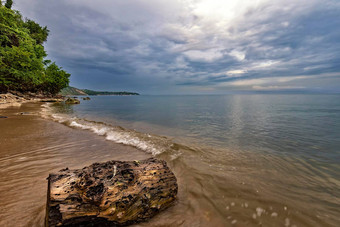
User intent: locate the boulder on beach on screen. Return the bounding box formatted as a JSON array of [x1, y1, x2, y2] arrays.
[[64, 97, 80, 104], [82, 97, 91, 100], [46, 158, 178, 227]]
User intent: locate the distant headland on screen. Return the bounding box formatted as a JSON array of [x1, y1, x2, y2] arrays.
[[60, 86, 139, 96]]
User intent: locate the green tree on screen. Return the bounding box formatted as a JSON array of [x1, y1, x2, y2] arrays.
[[23, 19, 49, 45], [0, 4, 70, 94], [41, 62, 70, 94], [5, 0, 13, 9]]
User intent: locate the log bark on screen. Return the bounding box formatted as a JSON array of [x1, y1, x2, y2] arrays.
[[46, 158, 178, 227]]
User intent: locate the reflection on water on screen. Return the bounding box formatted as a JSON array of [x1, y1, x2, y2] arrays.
[[68, 95, 340, 160], [49, 94, 339, 226], [1, 94, 340, 226]]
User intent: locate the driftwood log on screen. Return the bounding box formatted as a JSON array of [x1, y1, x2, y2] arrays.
[[46, 158, 178, 226]]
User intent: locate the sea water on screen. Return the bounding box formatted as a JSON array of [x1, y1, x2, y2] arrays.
[[45, 94, 340, 226]]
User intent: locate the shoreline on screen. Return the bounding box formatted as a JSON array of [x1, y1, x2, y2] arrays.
[[1, 96, 339, 226], [0, 102, 153, 227], [0, 93, 64, 110]]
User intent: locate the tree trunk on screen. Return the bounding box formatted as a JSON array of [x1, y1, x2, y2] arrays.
[[46, 158, 178, 226]]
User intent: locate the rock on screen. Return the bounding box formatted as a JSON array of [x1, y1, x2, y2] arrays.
[[64, 98, 80, 104], [10, 91, 24, 97], [46, 158, 178, 227], [82, 97, 91, 100], [40, 99, 61, 103]]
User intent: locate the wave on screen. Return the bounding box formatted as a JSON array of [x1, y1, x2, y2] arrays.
[[40, 103, 177, 156]]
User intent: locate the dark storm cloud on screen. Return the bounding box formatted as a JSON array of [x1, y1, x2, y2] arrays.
[[14, 0, 340, 93]]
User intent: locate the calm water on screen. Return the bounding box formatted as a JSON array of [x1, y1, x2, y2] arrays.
[[44, 94, 340, 226], [2, 94, 338, 226], [68, 94, 340, 159]]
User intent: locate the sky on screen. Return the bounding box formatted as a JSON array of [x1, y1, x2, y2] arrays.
[[13, 0, 340, 94]]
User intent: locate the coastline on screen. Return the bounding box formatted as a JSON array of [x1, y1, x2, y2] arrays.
[[0, 102, 152, 227], [1, 95, 339, 226], [0, 93, 63, 110]]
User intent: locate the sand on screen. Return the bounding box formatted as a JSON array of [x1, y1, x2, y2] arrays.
[[0, 102, 150, 227]]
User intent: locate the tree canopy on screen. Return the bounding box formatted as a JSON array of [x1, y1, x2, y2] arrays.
[[0, 2, 70, 94], [5, 0, 13, 9]]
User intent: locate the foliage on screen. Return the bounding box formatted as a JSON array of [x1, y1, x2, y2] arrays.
[[60, 86, 140, 96], [59, 86, 87, 96], [40, 62, 70, 94], [5, 0, 12, 9], [0, 3, 70, 94], [81, 89, 139, 96], [23, 19, 49, 45]]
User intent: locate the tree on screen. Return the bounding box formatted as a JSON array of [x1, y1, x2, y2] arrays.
[[41, 62, 70, 94], [0, 5, 70, 94], [5, 0, 13, 9], [24, 19, 49, 45]]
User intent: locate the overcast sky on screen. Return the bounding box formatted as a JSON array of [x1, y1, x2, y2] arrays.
[[13, 0, 340, 94]]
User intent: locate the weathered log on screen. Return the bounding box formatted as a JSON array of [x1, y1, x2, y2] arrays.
[[46, 158, 178, 227]]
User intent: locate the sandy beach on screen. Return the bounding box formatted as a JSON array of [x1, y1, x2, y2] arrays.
[[2, 0, 339, 225], [0, 102, 151, 227], [1, 97, 339, 227]]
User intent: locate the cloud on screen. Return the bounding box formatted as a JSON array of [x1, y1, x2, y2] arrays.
[[218, 72, 340, 91], [229, 50, 246, 61], [13, 0, 340, 93], [252, 85, 305, 90], [183, 49, 224, 62]]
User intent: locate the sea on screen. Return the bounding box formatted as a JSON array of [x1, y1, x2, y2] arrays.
[[39, 94, 340, 226], [0, 94, 337, 227]]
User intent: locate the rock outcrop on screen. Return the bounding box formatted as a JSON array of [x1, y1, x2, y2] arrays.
[[64, 97, 80, 104], [46, 158, 178, 227], [0, 93, 63, 109]]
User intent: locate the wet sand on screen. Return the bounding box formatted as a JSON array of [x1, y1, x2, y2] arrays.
[[0, 103, 151, 227], [1, 101, 338, 227]]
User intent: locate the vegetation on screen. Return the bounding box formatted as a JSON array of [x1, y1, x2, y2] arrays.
[[0, 1, 70, 94], [59, 86, 87, 96], [5, 0, 13, 9], [60, 86, 139, 96], [81, 89, 139, 96]]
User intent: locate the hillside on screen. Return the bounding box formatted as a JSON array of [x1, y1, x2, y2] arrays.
[[59, 86, 87, 96], [60, 87, 139, 96], [82, 89, 139, 96]]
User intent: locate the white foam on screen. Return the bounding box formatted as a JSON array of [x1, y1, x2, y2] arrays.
[[105, 130, 163, 155], [42, 104, 172, 156]]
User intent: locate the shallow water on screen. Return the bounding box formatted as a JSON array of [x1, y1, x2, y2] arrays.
[[1, 94, 340, 226], [0, 103, 150, 227]]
